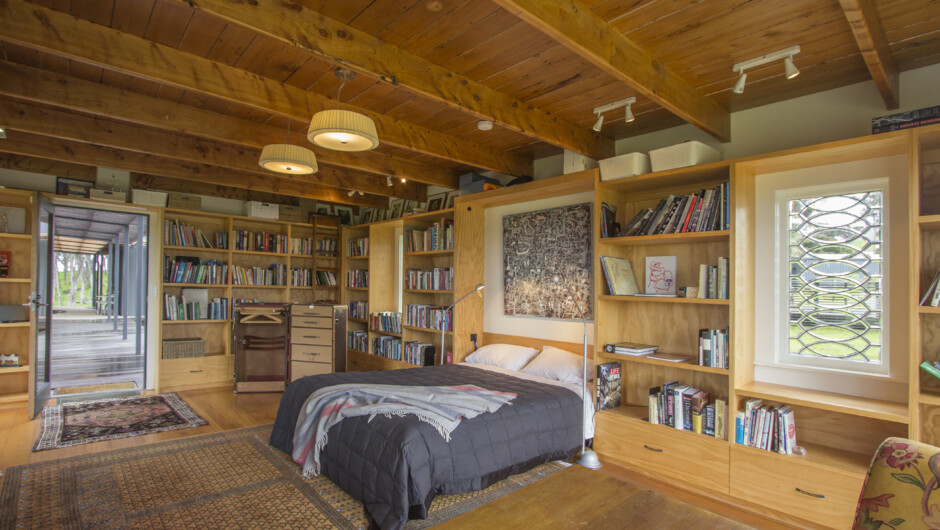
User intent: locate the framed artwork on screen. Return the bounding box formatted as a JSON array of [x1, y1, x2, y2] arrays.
[[389, 198, 404, 218], [426, 192, 446, 212], [333, 205, 353, 226], [56, 177, 93, 198], [315, 203, 332, 216], [374, 209, 387, 222], [444, 191, 459, 209], [358, 207, 374, 225], [502, 203, 593, 319]]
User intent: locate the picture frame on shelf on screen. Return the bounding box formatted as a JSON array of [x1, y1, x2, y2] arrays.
[[389, 199, 404, 218], [358, 207, 374, 225], [333, 205, 353, 226], [426, 192, 446, 212], [374, 209, 387, 222], [444, 191, 459, 209], [315, 203, 332, 216], [56, 177, 93, 198]]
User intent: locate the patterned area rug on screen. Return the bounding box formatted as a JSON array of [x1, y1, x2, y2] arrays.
[[33, 393, 208, 451], [1, 425, 566, 529]]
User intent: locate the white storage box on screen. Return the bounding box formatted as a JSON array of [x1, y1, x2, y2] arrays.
[[244, 201, 279, 220], [598, 152, 651, 181], [130, 189, 168, 207], [649, 141, 721, 172], [89, 188, 127, 203]]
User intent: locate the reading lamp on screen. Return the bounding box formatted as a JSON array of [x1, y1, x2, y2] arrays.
[[441, 284, 484, 365], [551, 275, 602, 470]]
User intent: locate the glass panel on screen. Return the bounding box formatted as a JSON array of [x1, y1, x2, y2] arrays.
[[788, 192, 883, 363]]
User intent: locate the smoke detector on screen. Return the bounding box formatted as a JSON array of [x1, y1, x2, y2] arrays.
[[476, 120, 493, 131]]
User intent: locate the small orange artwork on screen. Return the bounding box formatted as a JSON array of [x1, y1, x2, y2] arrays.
[[0, 250, 9, 278]]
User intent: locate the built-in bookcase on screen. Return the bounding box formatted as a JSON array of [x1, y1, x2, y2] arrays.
[[0, 189, 34, 405]]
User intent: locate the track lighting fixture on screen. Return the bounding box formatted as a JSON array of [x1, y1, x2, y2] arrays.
[[0, 127, 6, 139], [386, 176, 394, 187], [348, 190, 356, 197], [591, 97, 636, 131], [401, 177, 407, 184], [731, 45, 800, 95]]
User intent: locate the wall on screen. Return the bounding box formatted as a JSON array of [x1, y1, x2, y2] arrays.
[[483, 191, 595, 344]]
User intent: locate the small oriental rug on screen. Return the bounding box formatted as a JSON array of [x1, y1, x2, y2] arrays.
[[1, 425, 565, 529], [33, 393, 208, 451]]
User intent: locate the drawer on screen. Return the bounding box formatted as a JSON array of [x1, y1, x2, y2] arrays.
[[730, 445, 863, 529], [595, 411, 730, 495], [290, 360, 331, 381], [159, 355, 233, 391], [291, 315, 332, 328], [291, 304, 332, 317], [291, 343, 332, 363], [290, 328, 333, 346]]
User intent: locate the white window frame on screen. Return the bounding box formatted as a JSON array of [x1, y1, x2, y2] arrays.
[[772, 179, 889, 377]]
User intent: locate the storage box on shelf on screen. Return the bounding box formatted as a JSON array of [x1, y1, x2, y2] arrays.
[[0, 189, 34, 405]]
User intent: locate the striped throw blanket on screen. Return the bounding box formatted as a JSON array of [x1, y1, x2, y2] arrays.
[[291, 383, 517, 477]]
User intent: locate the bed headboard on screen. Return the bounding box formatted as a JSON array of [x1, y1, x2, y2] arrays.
[[460, 332, 592, 362]]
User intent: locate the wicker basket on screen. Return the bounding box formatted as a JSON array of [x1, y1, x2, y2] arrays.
[[162, 338, 206, 359], [279, 205, 302, 223], [167, 193, 202, 210], [244, 201, 279, 220]]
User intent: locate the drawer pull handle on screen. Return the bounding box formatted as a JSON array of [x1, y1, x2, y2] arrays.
[[643, 445, 664, 453], [795, 488, 825, 499], [303, 335, 323, 339], [189, 370, 203, 373]]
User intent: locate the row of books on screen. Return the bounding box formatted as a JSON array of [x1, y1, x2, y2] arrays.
[[373, 336, 402, 360], [288, 268, 313, 287], [288, 237, 315, 256], [921, 269, 940, 306], [348, 330, 368, 352], [163, 293, 229, 321], [648, 381, 729, 440], [348, 237, 369, 257], [231, 264, 287, 286], [736, 399, 797, 454], [404, 304, 453, 331], [316, 237, 337, 253], [233, 230, 288, 253], [617, 182, 730, 237], [403, 341, 435, 366], [406, 219, 454, 252], [347, 269, 369, 288], [316, 270, 337, 286], [698, 258, 729, 299], [371, 311, 402, 333], [348, 300, 368, 320], [164, 256, 226, 284], [163, 219, 228, 249], [699, 328, 729, 369], [405, 267, 452, 291]]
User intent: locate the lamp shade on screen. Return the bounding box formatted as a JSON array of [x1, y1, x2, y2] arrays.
[[258, 143, 318, 174], [307, 109, 379, 152]]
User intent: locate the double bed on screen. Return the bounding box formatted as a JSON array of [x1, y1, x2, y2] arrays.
[[269, 337, 593, 530]]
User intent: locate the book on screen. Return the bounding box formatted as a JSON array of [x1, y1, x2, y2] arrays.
[[601, 202, 619, 238], [703, 404, 715, 436], [606, 341, 658, 355], [645, 255, 677, 295], [648, 387, 660, 424], [924, 270, 940, 305], [782, 407, 797, 454], [181, 288, 209, 319], [921, 361, 940, 381], [600, 256, 639, 295], [714, 397, 727, 440], [735, 411, 745, 444], [596, 362, 622, 410], [662, 380, 679, 427], [646, 352, 694, 363]]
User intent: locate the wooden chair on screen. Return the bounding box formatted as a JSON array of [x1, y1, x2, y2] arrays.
[[854, 437, 940, 528]]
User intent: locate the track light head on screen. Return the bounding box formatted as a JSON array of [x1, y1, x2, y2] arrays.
[[386, 176, 393, 187], [348, 190, 356, 197], [0, 127, 6, 139], [624, 104, 634, 123], [592, 114, 604, 132], [358, 191, 365, 196], [784, 56, 800, 79], [733, 72, 747, 94]]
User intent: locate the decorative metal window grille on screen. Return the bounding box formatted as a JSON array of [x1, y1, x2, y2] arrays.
[[788, 192, 883, 364]]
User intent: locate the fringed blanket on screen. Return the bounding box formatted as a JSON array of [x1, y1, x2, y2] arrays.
[[291, 383, 517, 477]]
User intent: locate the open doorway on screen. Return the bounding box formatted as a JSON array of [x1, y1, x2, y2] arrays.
[[47, 205, 149, 399]]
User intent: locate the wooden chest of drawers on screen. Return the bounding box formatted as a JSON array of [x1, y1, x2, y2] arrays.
[[289, 304, 346, 382]]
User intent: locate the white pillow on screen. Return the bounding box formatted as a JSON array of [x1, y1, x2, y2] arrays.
[[521, 345, 594, 384], [464, 343, 539, 371]]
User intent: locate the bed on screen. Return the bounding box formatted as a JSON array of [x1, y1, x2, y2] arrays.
[[269, 337, 593, 530]]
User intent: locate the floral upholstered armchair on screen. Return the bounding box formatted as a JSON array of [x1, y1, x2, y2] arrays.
[[855, 437, 940, 529]]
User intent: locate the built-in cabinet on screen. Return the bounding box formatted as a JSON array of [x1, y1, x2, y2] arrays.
[[0, 189, 34, 406]]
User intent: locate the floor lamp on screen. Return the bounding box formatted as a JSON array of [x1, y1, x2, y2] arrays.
[[441, 284, 484, 365], [551, 275, 602, 470]]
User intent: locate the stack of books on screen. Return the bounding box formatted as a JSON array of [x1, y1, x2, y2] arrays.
[[735, 399, 797, 454], [605, 342, 658, 356]]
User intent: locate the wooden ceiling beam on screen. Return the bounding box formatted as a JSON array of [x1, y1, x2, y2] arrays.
[[0, 61, 459, 189], [182, 0, 614, 160], [492, 0, 731, 142], [0, 97, 423, 201], [0, 130, 388, 208], [130, 173, 305, 207], [0, 0, 531, 177], [838, 0, 900, 109], [0, 153, 96, 181]]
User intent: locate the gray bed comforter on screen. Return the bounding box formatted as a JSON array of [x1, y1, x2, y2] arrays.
[[269, 364, 582, 530]]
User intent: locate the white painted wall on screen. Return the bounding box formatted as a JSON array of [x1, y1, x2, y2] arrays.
[[483, 191, 595, 344]]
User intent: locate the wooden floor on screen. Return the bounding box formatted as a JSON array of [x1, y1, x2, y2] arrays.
[[0, 387, 790, 529], [49, 308, 145, 389]]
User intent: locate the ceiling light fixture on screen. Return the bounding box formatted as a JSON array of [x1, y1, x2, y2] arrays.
[[401, 177, 407, 184], [386, 176, 394, 187], [258, 119, 318, 175], [591, 97, 636, 131], [348, 190, 357, 197], [308, 68, 379, 152], [731, 45, 801, 94]]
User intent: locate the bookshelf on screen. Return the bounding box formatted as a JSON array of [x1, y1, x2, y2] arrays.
[[341, 223, 370, 369], [0, 189, 33, 405], [915, 127, 940, 443]]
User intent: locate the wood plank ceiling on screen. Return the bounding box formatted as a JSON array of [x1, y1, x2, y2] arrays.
[[0, 0, 937, 208]]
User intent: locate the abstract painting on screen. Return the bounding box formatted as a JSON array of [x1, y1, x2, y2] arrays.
[[503, 203, 592, 319]]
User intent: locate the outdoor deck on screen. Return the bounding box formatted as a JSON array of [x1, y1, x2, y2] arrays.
[[50, 308, 145, 390]]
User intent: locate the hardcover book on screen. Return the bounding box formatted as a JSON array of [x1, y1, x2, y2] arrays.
[[600, 256, 639, 296], [596, 362, 622, 411]]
